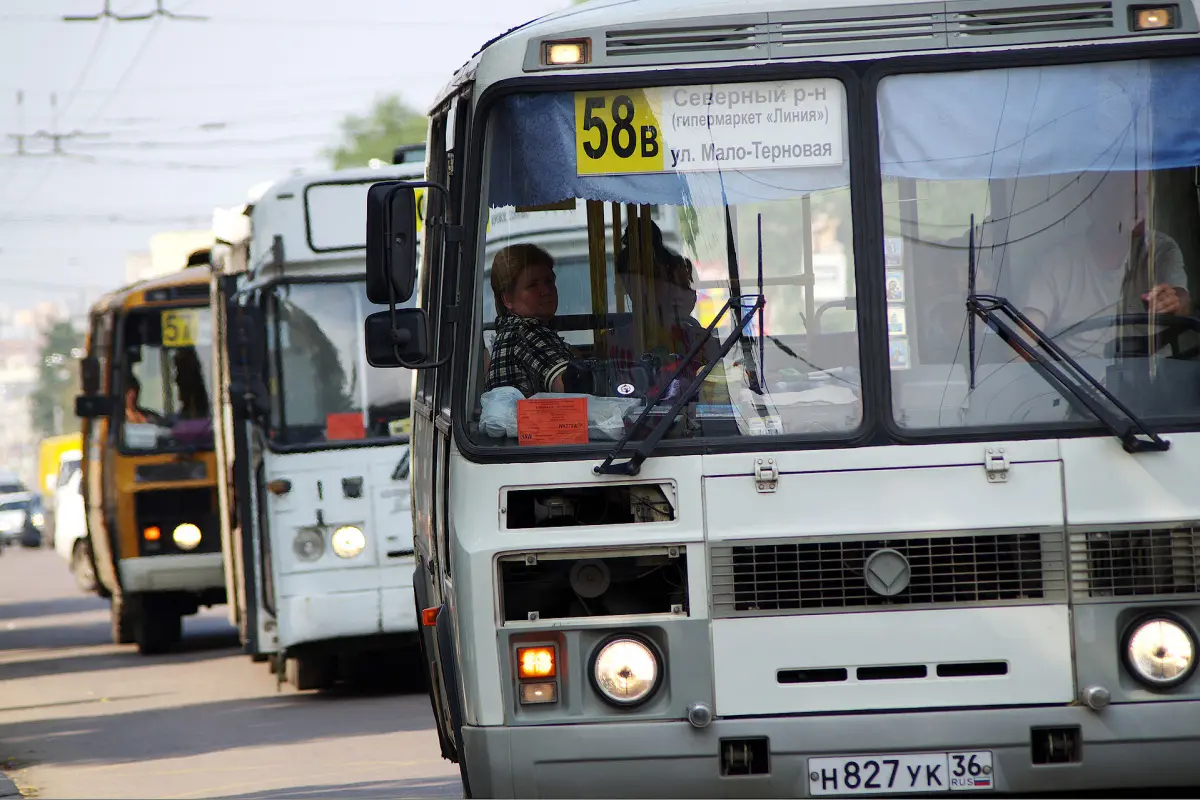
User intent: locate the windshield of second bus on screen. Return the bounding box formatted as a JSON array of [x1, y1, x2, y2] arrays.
[[120, 306, 215, 452], [473, 79, 859, 448], [267, 280, 414, 446]]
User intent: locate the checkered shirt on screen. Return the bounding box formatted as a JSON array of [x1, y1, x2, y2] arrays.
[[484, 314, 573, 398]]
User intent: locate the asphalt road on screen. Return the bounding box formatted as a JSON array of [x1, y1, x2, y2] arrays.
[[0, 546, 461, 799]]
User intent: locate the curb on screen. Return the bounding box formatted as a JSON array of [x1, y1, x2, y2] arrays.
[[0, 771, 19, 798]]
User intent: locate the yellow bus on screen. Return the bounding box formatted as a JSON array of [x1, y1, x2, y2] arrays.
[[76, 265, 225, 655]]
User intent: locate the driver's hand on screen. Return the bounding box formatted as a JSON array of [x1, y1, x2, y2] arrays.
[[1143, 283, 1183, 315]]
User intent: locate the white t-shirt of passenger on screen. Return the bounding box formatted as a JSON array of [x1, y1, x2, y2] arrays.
[[1021, 231, 1188, 358]]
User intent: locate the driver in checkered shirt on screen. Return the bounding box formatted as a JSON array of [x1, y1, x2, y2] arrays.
[[484, 243, 574, 397]]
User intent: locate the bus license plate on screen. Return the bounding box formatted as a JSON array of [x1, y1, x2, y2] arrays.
[[808, 751, 994, 795]]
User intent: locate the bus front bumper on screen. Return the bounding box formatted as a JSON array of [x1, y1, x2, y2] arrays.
[[277, 586, 418, 650], [118, 553, 224, 593], [461, 700, 1200, 798]]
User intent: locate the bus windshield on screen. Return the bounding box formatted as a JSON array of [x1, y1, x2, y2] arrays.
[[120, 306, 215, 452], [473, 78, 860, 447], [267, 280, 413, 446], [879, 56, 1200, 430]]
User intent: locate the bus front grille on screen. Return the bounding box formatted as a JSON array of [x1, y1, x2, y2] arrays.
[[1071, 525, 1200, 600], [711, 531, 1066, 617]]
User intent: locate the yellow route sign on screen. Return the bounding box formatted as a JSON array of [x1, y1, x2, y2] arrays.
[[574, 90, 664, 176], [161, 309, 199, 347]]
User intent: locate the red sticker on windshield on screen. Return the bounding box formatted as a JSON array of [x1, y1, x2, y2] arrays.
[[517, 398, 588, 446], [326, 412, 365, 441]]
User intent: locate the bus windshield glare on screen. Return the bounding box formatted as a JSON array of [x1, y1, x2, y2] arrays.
[[267, 280, 414, 446], [475, 78, 860, 447], [880, 57, 1200, 430]]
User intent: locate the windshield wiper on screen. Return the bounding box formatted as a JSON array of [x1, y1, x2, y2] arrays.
[[595, 295, 765, 476], [966, 297, 1168, 454], [964, 214, 1165, 453]]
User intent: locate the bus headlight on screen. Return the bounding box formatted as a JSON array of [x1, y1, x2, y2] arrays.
[[172, 523, 202, 551], [293, 528, 325, 561], [331, 526, 366, 559], [591, 635, 661, 707], [1124, 617, 1196, 689]]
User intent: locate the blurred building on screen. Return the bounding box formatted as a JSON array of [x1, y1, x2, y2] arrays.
[[125, 229, 214, 283], [0, 337, 43, 488]]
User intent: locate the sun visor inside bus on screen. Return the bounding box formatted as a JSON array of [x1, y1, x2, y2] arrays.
[[878, 58, 1200, 182], [487, 92, 851, 209]]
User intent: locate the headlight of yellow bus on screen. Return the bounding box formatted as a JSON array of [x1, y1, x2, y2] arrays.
[[1124, 616, 1196, 689], [591, 635, 661, 707], [172, 523, 202, 551], [331, 526, 366, 559]]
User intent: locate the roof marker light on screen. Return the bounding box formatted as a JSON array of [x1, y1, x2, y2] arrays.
[[543, 39, 590, 66], [1131, 5, 1177, 29]]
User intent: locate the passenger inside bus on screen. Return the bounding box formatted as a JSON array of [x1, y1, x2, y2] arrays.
[[483, 243, 574, 397], [608, 221, 722, 399]]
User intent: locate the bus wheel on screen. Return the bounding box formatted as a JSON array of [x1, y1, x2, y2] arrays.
[[110, 595, 136, 645], [135, 599, 181, 656], [72, 540, 97, 594], [286, 655, 335, 691]]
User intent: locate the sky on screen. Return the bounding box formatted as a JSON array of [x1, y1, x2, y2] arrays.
[[0, 0, 570, 317]]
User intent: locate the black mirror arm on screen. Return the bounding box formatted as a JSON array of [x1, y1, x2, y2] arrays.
[[390, 327, 451, 369]]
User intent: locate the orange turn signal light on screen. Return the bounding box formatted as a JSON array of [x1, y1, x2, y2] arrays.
[[143, 526, 161, 541], [517, 646, 556, 679], [421, 607, 440, 627], [267, 479, 292, 495]]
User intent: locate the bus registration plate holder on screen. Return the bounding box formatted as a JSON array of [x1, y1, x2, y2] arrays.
[[808, 751, 993, 795]]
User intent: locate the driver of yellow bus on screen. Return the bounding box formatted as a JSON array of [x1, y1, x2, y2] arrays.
[[483, 243, 574, 397], [1020, 174, 1190, 355], [124, 376, 164, 425]]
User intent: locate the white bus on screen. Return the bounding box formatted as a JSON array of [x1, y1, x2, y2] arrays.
[[364, 0, 1200, 794], [210, 160, 425, 689]]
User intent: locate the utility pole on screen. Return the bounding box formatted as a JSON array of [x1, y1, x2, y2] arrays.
[[6, 91, 26, 155], [3, 93, 109, 157]]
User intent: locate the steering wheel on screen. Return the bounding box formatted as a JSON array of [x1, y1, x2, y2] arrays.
[[1050, 313, 1200, 360]]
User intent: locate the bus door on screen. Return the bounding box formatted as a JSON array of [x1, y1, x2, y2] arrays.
[[218, 276, 276, 654], [81, 309, 120, 596]]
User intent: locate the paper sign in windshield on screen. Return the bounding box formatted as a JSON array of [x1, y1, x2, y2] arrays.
[[576, 79, 844, 176], [517, 398, 588, 446], [326, 412, 366, 441]]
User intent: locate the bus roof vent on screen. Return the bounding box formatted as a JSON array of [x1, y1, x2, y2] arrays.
[[771, 6, 947, 56], [605, 16, 769, 64], [947, 0, 1114, 39]]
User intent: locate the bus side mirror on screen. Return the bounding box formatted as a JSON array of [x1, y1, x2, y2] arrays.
[[366, 182, 418, 305], [79, 356, 100, 395], [364, 309, 428, 368], [75, 394, 113, 419], [227, 300, 271, 422]]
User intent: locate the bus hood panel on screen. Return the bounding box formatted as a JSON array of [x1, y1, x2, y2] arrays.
[[712, 606, 1074, 716], [703, 460, 1064, 540], [1060, 432, 1200, 527]]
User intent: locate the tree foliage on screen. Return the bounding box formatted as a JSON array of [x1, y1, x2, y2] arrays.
[[30, 320, 84, 439], [326, 94, 427, 169]]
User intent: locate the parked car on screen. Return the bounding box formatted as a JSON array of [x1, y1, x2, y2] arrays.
[[53, 469, 95, 592]]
